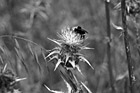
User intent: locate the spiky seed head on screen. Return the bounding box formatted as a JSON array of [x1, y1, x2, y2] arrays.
[[47, 26, 93, 71]]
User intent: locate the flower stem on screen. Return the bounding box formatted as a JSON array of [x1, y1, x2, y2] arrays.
[[59, 65, 77, 92], [121, 0, 134, 93], [105, 0, 116, 93]]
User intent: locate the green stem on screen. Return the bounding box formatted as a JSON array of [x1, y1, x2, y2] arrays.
[[59, 65, 77, 92], [121, 0, 134, 93], [105, 0, 116, 93]]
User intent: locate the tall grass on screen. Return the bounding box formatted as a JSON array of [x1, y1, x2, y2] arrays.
[[121, 0, 134, 93], [105, 0, 116, 93]]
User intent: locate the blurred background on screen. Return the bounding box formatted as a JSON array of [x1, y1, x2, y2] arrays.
[[0, 0, 140, 93]]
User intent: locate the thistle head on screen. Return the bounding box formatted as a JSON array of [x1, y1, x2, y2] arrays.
[[47, 26, 94, 71], [58, 26, 87, 46]]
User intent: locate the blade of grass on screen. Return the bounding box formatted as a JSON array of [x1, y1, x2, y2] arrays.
[[0, 45, 5, 53], [41, 48, 46, 61], [14, 39, 20, 49], [14, 47, 29, 74], [105, 0, 116, 93], [81, 82, 92, 93], [0, 55, 4, 64], [0, 35, 48, 52], [28, 43, 34, 56], [34, 51, 42, 74]]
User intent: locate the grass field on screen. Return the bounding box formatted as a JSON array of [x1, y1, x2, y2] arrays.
[[0, 0, 140, 93]]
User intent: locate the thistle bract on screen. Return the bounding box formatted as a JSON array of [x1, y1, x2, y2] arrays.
[[46, 26, 94, 72]]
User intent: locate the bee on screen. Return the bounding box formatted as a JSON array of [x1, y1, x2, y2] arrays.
[[73, 26, 88, 39]]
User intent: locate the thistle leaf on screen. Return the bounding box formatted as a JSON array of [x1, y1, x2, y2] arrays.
[[15, 77, 27, 82], [2, 63, 8, 73], [74, 53, 83, 56], [44, 85, 64, 93], [47, 47, 61, 52], [60, 71, 77, 91], [111, 22, 123, 30], [54, 59, 62, 71], [61, 76, 72, 93], [81, 82, 92, 93], [79, 56, 94, 70], [48, 55, 58, 62], [48, 38, 61, 46], [69, 60, 76, 68], [76, 65, 83, 75], [65, 54, 70, 63], [81, 46, 94, 50], [45, 50, 60, 59]]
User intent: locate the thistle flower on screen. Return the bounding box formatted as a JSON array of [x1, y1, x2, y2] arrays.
[[0, 64, 26, 93], [58, 26, 85, 45], [46, 26, 94, 72]]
